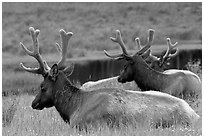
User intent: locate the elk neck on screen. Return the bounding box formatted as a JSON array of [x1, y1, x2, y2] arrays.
[[52, 72, 82, 124], [132, 56, 169, 91]]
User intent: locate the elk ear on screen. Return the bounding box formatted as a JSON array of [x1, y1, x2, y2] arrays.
[[50, 64, 59, 81], [64, 64, 74, 77]]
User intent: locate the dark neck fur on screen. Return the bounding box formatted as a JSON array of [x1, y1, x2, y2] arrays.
[[53, 73, 82, 123], [133, 57, 168, 91]]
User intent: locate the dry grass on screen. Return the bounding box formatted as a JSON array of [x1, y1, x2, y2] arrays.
[[2, 60, 202, 136], [2, 93, 202, 136]]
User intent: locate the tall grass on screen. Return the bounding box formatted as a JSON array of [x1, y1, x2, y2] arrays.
[[2, 94, 202, 136], [186, 60, 202, 79], [2, 60, 202, 136]]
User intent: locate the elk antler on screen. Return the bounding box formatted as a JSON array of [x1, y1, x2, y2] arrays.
[[136, 29, 154, 55], [104, 30, 131, 60], [134, 29, 155, 60], [19, 27, 48, 76], [135, 32, 178, 68], [135, 37, 152, 60], [55, 29, 73, 69], [104, 29, 154, 60], [160, 38, 178, 64], [135, 37, 141, 50]]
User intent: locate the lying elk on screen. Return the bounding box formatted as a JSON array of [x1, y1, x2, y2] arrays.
[[135, 35, 201, 99], [104, 29, 201, 99], [81, 37, 173, 91], [20, 27, 199, 129], [81, 30, 168, 91], [81, 31, 153, 91], [137, 36, 201, 78]]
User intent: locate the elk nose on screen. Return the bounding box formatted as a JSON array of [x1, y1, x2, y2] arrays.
[[31, 98, 42, 110], [31, 102, 39, 109]]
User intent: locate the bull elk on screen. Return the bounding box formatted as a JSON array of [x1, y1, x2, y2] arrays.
[[81, 32, 152, 91], [81, 31, 176, 91], [19, 27, 199, 130], [135, 34, 201, 100], [104, 29, 201, 100]]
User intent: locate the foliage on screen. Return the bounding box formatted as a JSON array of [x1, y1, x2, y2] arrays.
[[186, 60, 202, 78]]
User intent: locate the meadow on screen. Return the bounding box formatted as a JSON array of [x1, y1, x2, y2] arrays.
[[2, 2, 201, 56], [2, 2, 202, 136], [2, 59, 202, 136]]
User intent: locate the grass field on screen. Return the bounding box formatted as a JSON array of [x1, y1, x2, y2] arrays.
[[2, 57, 202, 136], [2, 2, 202, 136], [2, 2, 201, 56], [2, 86, 202, 136]]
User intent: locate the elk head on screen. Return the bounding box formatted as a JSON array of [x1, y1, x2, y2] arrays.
[[20, 27, 74, 110], [135, 37, 178, 72], [104, 29, 154, 83]]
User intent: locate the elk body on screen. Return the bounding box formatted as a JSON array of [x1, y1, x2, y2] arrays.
[[20, 27, 199, 129], [81, 76, 139, 91], [104, 29, 201, 100]]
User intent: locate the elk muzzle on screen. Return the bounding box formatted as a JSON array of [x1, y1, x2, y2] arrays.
[[31, 93, 44, 110], [32, 100, 44, 110]]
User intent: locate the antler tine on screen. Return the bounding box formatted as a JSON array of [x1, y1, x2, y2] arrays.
[[166, 38, 178, 58], [104, 30, 130, 60], [163, 38, 178, 60], [135, 37, 142, 50], [110, 30, 129, 56], [56, 29, 73, 69], [103, 50, 125, 60], [19, 27, 47, 75], [20, 62, 41, 74], [55, 43, 62, 53], [141, 49, 151, 59], [43, 61, 51, 71], [137, 29, 154, 55]]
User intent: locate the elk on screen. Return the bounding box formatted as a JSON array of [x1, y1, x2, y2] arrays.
[[81, 32, 152, 91], [19, 27, 199, 130], [137, 37, 201, 78], [135, 35, 201, 99], [104, 29, 201, 100]]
